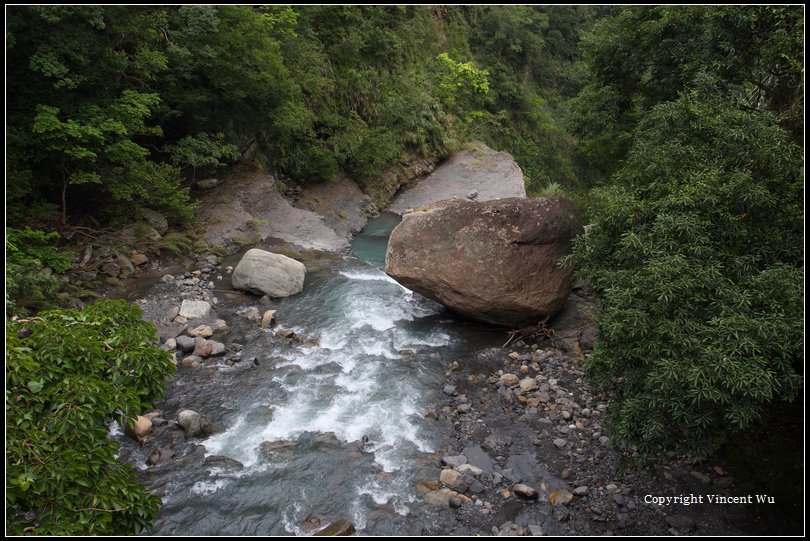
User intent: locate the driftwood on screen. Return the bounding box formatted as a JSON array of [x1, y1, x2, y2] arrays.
[[502, 317, 555, 349]]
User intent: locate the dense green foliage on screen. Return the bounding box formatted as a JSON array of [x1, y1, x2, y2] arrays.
[[568, 6, 804, 460], [6, 300, 175, 534], [568, 6, 804, 175], [6, 228, 74, 315], [7, 6, 595, 227]]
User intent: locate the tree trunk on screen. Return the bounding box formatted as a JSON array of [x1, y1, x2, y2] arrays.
[[61, 177, 68, 225]]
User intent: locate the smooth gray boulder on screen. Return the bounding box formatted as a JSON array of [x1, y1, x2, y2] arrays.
[[232, 249, 305, 298]]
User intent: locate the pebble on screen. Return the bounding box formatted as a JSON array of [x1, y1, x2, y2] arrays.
[[554, 438, 567, 448], [513, 484, 539, 500], [519, 377, 538, 392], [574, 486, 589, 495]]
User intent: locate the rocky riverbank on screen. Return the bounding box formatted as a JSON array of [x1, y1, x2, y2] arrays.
[[418, 335, 771, 535], [106, 143, 798, 536]]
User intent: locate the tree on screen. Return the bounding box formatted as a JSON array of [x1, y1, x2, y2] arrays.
[[567, 84, 803, 459], [568, 6, 804, 174], [6, 6, 193, 224], [6, 300, 175, 534]]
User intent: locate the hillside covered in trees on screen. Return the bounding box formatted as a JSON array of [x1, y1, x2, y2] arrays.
[[6, 5, 804, 536], [7, 5, 596, 229]]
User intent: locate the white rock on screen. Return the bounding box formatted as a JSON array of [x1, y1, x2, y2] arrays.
[[232, 249, 305, 298], [178, 299, 211, 319]]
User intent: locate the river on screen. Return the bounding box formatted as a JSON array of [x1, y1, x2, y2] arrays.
[[123, 212, 502, 535]]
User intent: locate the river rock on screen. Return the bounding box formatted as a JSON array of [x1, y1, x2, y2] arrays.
[[209, 341, 226, 356], [124, 415, 152, 445], [385, 197, 582, 327], [147, 447, 176, 466], [115, 255, 135, 277], [314, 519, 356, 536], [424, 488, 460, 507], [519, 377, 538, 392], [214, 319, 229, 332], [165, 305, 180, 322], [176, 410, 221, 438], [193, 337, 213, 357], [513, 483, 539, 500], [130, 251, 149, 266], [548, 489, 574, 506], [203, 455, 244, 471], [180, 355, 202, 368], [260, 309, 277, 328], [232, 249, 306, 298], [440, 469, 461, 486], [188, 325, 213, 338], [179, 299, 211, 319], [259, 440, 297, 461], [176, 335, 196, 352], [457, 464, 482, 477], [462, 444, 494, 475]]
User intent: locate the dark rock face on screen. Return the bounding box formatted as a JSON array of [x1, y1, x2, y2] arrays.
[[385, 197, 582, 327]]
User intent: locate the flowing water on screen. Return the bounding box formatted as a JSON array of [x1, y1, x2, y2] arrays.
[[134, 213, 501, 535]]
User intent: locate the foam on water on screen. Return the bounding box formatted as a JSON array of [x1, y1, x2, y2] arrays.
[[191, 479, 230, 496], [167, 214, 496, 534]]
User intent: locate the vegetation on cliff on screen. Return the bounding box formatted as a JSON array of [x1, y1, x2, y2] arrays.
[[6, 5, 595, 231], [567, 5, 803, 460]]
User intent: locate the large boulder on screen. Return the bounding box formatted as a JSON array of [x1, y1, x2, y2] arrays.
[[385, 197, 581, 327], [232, 249, 306, 298]]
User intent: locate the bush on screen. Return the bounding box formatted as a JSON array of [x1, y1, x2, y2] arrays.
[[567, 89, 803, 460], [6, 300, 175, 534], [6, 228, 74, 315]]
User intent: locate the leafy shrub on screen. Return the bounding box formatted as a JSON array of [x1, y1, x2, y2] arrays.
[[6, 228, 74, 315], [6, 300, 175, 534], [567, 89, 803, 460]]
